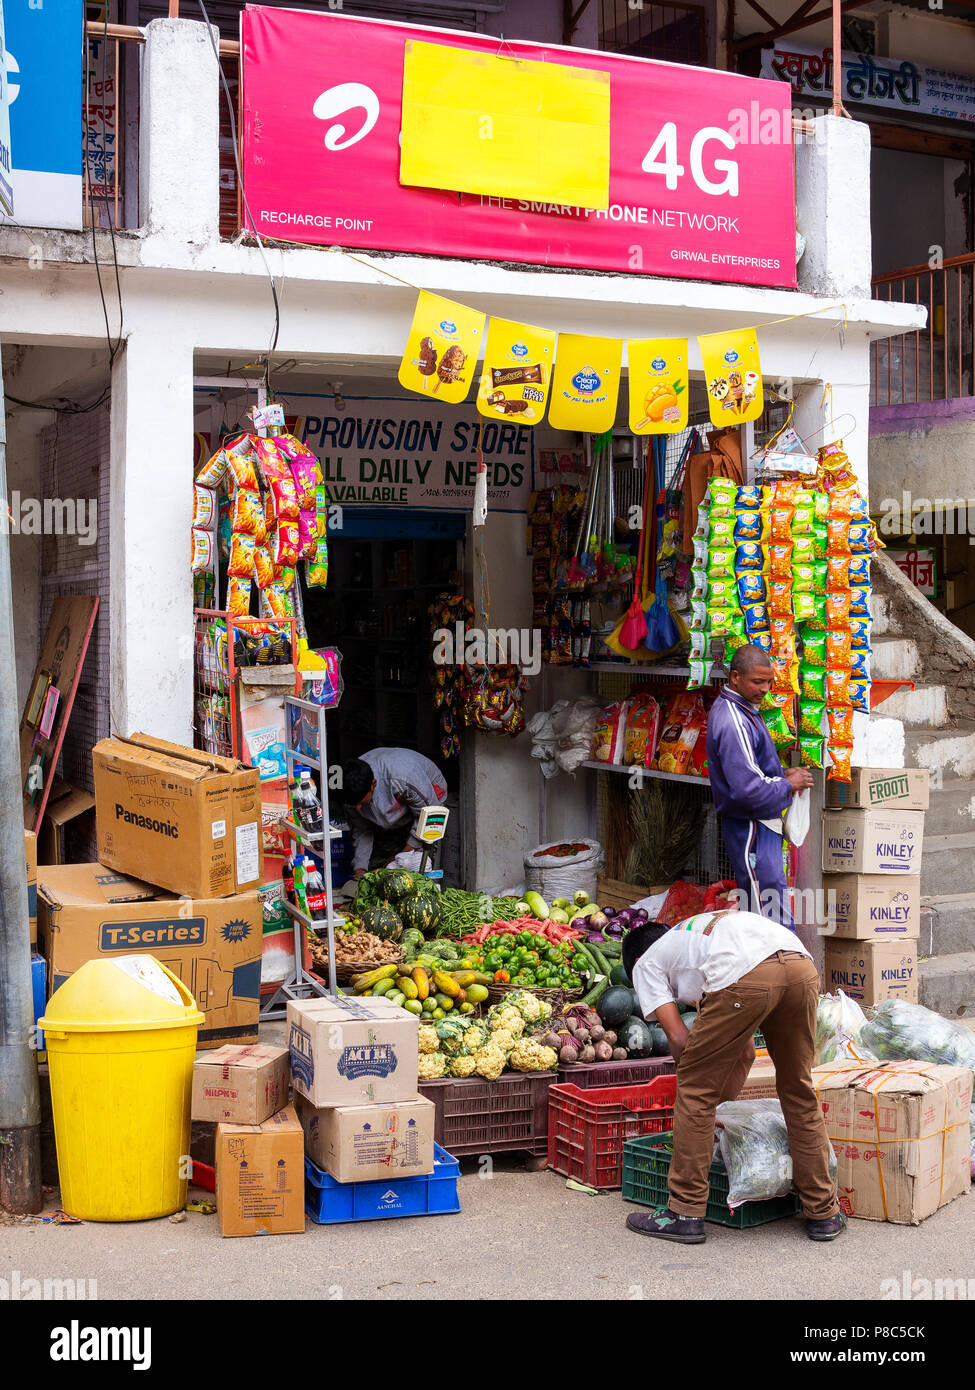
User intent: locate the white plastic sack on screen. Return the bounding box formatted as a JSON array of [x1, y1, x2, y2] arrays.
[[524, 838, 605, 904], [715, 1098, 837, 1209], [815, 990, 875, 1065], [783, 788, 810, 847]]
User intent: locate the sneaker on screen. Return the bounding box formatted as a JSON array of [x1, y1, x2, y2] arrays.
[[626, 1208, 706, 1244], [806, 1213, 846, 1242]]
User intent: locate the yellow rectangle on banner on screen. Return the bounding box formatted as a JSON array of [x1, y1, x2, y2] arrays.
[[400, 41, 610, 209]]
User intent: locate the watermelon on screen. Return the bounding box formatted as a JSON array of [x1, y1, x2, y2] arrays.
[[647, 1022, 670, 1056], [596, 986, 637, 1030], [359, 901, 403, 941], [618, 1016, 654, 1057], [398, 893, 442, 937], [609, 963, 632, 988]]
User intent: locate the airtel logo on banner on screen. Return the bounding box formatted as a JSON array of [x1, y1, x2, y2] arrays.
[[312, 82, 380, 150]]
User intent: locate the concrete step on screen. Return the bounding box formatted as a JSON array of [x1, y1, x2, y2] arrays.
[[918, 951, 975, 1018], [921, 831, 975, 897], [877, 684, 948, 727], [903, 724, 975, 779], [870, 592, 893, 637], [922, 778, 975, 836], [919, 892, 975, 955], [871, 637, 920, 681]]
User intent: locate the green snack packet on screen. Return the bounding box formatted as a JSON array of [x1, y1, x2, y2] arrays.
[[792, 503, 815, 536], [763, 708, 794, 750], [803, 632, 827, 668], [801, 599, 827, 633], [792, 564, 815, 593], [811, 524, 828, 561], [707, 576, 736, 608], [812, 491, 829, 522], [800, 664, 826, 703], [799, 734, 825, 768], [792, 536, 815, 566], [792, 592, 816, 623], [707, 546, 735, 580], [708, 518, 736, 547], [799, 699, 827, 737], [709, 606, 736, 637], [811, 561, 828, 596], [687, 657, 714, 690]]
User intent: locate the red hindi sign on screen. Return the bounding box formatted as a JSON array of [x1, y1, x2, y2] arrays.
[[240, 6, 797, 289]]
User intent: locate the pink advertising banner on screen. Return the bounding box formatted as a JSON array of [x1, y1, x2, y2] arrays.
[[240, 6, 797, 289]]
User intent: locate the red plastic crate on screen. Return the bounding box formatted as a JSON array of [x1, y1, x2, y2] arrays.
[[547, 1077, 678, 1189], [418, 1072, 556, 1157], [557, 1056, 677, 1089]]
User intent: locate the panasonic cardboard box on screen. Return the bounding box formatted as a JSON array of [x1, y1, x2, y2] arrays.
[[824, 874, 921, 941], [288, 995, 419, 1109], [824, 938, 918, 1008], [825, 767, 929, 812], [295, 1092, 435, 1183], [93, 733, 262, 900], [38, 863, 261, 1048], [821, 809, 924, 875]]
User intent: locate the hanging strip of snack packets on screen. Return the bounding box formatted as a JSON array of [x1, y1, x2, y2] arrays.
[[688, 476, 741, 689]]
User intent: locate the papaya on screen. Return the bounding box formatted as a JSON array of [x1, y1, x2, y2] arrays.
[[433, 970, 461, 999], [397, 974, 419, 1000], [353, 963, 399, 993], [412, 966, 430, 1001]]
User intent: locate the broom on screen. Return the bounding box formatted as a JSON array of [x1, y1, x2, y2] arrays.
[[624, 779, 706, 886]]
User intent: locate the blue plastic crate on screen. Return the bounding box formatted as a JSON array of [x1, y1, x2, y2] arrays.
[[305, 1143, 461, 1225], [30, 953, 45, 1056]]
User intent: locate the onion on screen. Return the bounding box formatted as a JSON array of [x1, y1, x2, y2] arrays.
[[631, 909, 650, 923], [602, 906, 618, 919], [588, 911, 609, 932]]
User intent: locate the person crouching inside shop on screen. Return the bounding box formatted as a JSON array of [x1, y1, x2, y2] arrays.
[[620, 910, 842, 1245], [339, 747, 448, 876], [705, 644, 813, 928]]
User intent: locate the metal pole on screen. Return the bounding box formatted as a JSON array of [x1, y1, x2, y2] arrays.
[[0, 357, 43, 1215], [169, 0, 180, 17], [831, 0, 846, 116]]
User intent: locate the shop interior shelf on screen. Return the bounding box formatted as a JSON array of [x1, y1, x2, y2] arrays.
[[581, 760, 710, 787], [587, 660, 728, 680]]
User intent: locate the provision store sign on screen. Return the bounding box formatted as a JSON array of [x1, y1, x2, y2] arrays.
[[279, 396, 534, 512], [240, 6, 797, 288]]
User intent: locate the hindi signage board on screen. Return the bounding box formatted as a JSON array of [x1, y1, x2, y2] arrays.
[[889, 548, 937, 597]]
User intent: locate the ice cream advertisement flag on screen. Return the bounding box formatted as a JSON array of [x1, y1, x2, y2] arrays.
[[397, 292, 485, 402], [548, 334, 623, 434], [476, 316, 556, 426], [698, 328, 764, 426], [627, 338, 689, 435]]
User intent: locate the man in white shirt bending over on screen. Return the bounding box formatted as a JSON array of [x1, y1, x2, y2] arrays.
[[622, 910, 842, 1245]]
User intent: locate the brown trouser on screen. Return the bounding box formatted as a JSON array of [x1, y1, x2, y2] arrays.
[[667, 951, 838, 1221]]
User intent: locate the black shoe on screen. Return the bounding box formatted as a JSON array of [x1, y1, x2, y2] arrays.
[[806, 1213, 846, 1242], [626, 1208, 706, 1244]]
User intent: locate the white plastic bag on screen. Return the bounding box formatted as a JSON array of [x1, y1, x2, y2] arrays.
[[814, 989, 874, 1064], [716, 1098, 837, 1209], [783, 788, 810, 847]]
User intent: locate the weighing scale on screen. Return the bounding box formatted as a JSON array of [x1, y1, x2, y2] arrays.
[[415, 804, 449, 876]]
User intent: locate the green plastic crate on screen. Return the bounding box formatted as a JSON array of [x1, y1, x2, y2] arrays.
[[621, 1132, 801, 1228], [753, 1029, 766, 1049]]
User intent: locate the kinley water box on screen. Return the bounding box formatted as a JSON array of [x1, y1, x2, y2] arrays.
[[822, 810, 924, 876]]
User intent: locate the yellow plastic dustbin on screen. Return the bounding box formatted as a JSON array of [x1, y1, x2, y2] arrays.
[[39, 955, 205, 1221]]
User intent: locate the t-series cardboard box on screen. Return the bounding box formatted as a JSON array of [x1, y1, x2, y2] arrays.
[[92, 733, 263, 900], [821, 810, 925, 875], [295, 1092, 435, 1183], [824, 939, 918, 1008], [192, 1044, 290, 1124], [215, 1103, 305, 1237], [813, 1061, 973, 1224], [37, 863, 261, 1048], [288, 995, 419, 1108], [25, 831, 37, 947], [825, 767, 929, 812], [824, 874, 921, 940]]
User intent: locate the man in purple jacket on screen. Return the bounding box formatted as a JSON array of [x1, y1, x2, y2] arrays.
[[705, 645, 812, 928]]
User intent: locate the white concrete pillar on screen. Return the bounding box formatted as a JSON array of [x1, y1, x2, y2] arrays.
[[796, 115, 872, 300], [139, 18, 220, 245], [110, 331, 195, 743], [793, 376, 872, 496]]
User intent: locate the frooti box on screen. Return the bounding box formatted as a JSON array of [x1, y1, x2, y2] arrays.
[[38, 863, 261, 1048], [192, 1043, 291, 1124], [295, 1092, 435, 1183], [93, 733, 263, 900], [287, 995, 419, 1109], [215, 1103, 305, 1237], [824, 938, 918, 1008], [822, 810, 924, 875], [826, 767, 929, 812], [824, 874, 921, 941]]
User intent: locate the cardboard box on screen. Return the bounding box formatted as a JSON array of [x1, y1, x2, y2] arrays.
[[822, 809, 925, 875], [38, 863, 262, 1048], [812, 1061, 973, 1224], [215, 1103, 305, 1237], [25, 830, 37, 947], [295, 1092, 435, 1183], [93, 732, 263, 900], [824, 938, 918, 1008], [288, 995, 419, 1109], [192, 1044, 290, 1124], [38, 781, 96, 866], [824, 874, 921, 941], [737, 1054, 778, 1101], [826, 767, 929, 812]]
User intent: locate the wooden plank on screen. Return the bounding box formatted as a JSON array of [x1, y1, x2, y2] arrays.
[[868, 121, 974, 163]]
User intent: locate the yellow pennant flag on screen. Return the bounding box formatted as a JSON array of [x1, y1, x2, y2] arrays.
[[476, 317, 556, 426], [698, 328, 764, 426], [547, 334, 623, 434], [627, 339, 689, 435], [398, 292, 485, 403]]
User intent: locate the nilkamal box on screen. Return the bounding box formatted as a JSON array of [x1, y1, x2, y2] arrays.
[[38, 863, 261, 1048], [826, 767, 929, 812], [295, 1092, 435, 1183], [192, 1044, 290, 1124], [215, 1103, 305, 1237], [824, 938, 918, 1008], [737, 1055, 778, 1101], [25, 831, 37, 946], [92, 733, 262, 900], [824, 874, 921, 941], [822, 810, 924, 875], [813, 1061, 973, 1224], [287, 995, 419, 1109]]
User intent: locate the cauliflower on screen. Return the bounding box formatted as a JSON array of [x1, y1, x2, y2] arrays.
[[488, 1028, 516, 1054], [448, 1054, 478, 1078], [459, 1022, 488, 1056], [488, 1005, 525, 1038], [473, 1044, 506, 1081], [505, 990, 544, 1024], [435, 1017, 474, 1056], [418, 1052, 448, 1080], [418, 1025, 440, 1055], [508, 1039, 558, 1073], [537, 999, 554, 1021]]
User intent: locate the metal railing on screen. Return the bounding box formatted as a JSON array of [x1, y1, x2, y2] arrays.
[[598, 0, 708, 64], [871, 253, 975, 407]]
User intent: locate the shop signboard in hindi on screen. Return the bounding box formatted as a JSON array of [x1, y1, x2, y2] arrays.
[[241, 8, 797, 289], [760, 41, 975, 124], [280, 396, 534, 513], [889, 548, 936, 598]]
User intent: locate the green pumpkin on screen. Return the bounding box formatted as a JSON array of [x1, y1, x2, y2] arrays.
[[359, 901, 403, 941], [384, 870, 418, 904], [398, 894, 442, 937]]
